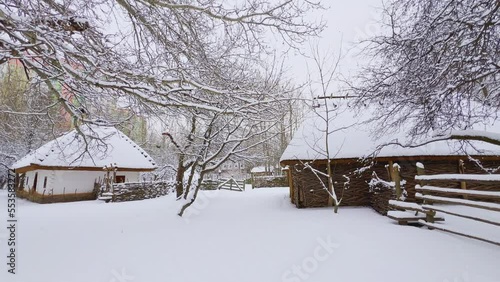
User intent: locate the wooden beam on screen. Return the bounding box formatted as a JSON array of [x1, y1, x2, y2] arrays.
[[389, 200, 427, 213], [418, 220, 500, 246], [415, 185, 500, 200], [422, 205, 500, 226], [14, 164, 155, 173], [416, 193, 500, 212], [415, 174, 500, 182]]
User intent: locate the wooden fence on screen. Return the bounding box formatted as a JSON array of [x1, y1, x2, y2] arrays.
[[217, 178, 245, 192], [252, 175, 287, 188], [389, 162, 500, 246], [99, 181, 173, 202]]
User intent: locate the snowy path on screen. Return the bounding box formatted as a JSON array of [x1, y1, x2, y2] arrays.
[[1, 188, 499, 282]]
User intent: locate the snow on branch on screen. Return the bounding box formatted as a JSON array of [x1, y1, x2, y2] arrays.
[[434, 130, 500, 147]]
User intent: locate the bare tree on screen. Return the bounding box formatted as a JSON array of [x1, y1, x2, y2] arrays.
[[1, 0, 324, 125], [161, 98, 291, 216], [352, 0, 499, 140], [0, 61, 69, 186], [298, 46, 349, 213], [1, 1, 324, 211]]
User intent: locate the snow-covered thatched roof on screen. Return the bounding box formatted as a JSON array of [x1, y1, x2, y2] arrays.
[[280, 101, 500, 162], [12, 123, 156, 171]]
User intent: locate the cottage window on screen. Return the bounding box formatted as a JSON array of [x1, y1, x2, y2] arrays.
[[43, 177, 48, 188], [115, 175, 126, 183]]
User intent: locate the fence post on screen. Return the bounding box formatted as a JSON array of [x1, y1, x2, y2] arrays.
[[391, 163, 401, 200], [458, 159, 468, 199], [416, 162, 435, 223]]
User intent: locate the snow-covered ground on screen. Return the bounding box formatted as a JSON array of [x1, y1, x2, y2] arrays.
[[1, 188, 499, 282]]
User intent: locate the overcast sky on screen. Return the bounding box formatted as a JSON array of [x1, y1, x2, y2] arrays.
[[280, 0, 383, 96]]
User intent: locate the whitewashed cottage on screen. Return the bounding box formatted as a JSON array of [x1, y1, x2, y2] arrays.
[[11, 122, 156, 203]]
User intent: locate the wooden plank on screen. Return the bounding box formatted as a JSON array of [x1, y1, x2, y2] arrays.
[[387, 211, 426, 220], [387, 211, 444, 222], [418, 220, 500, 247], [422, 205, 500, 226], [415, 174, 500, 182], [415, 185, 500, 200], [388, 200, 427, 213], [416, 193, 500, 212]]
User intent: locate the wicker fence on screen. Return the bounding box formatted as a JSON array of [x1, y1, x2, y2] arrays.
[[252, 175, 287, 188], [100, 181, 174, 202], [289, 158, 500, 213]]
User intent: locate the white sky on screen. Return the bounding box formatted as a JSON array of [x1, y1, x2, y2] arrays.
[[279, 0, 384, 97]]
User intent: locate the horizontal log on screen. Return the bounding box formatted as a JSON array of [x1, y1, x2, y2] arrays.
[[387, 210, 444, 221], [418, 220, 500, 246], [416, 185, 500, 200], [422, 205, 500, 226], [388, 200, 426, 213], [415, 174, 500, 182], [416, 193, 500, 212]]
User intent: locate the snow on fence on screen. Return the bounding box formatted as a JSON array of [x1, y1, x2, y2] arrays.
[[217, 178, 245, 192], [391, 163, 500, 246], [369, 165, 408, 215], [99, 181, 174, 202]]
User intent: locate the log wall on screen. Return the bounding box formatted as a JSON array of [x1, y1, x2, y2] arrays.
[[252, 176, 288, 188]]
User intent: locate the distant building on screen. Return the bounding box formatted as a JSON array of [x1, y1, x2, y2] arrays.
[[205, 160, 248, 180]]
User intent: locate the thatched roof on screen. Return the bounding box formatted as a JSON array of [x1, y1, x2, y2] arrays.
[[12, 123, 156, 171], [280, 101, 500, 162]]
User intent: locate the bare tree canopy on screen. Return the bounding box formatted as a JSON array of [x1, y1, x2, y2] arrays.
[[1, 0, 320, 214], [353, 0, 499, 138], [0, 0, 323, 122]]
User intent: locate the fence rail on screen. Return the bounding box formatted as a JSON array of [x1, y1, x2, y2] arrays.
[[217, 178, 245, 192], [390, 162, 500, 246]]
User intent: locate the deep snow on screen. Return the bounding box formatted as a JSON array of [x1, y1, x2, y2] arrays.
[[1, 188, 499, 282]]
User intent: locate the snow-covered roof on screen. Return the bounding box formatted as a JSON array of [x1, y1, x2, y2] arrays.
[[280, 101, 500, 162], [12, 123, 156, 170]]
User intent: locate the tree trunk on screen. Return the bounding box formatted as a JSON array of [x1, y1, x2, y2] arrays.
[[178, 173, 204, 217], [175, 154, 185, 199]]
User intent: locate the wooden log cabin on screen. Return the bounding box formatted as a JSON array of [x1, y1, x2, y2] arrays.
[[280, 102, 500, 211]]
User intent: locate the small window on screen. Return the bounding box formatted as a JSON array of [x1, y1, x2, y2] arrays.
[[115, 175, 126, 183], [43, 177, 48, 188], [26, 177, 29, 185]]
